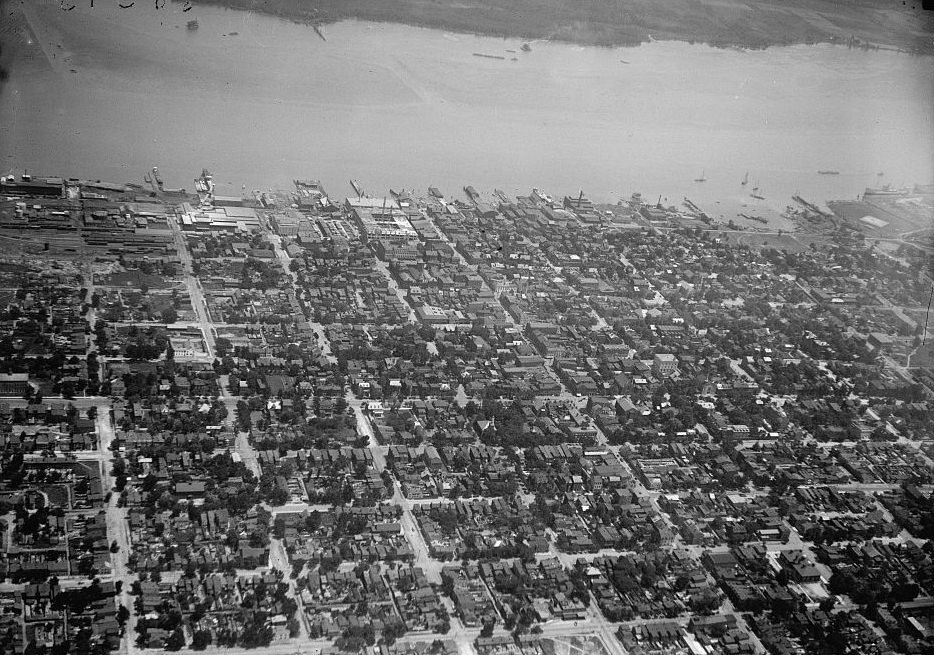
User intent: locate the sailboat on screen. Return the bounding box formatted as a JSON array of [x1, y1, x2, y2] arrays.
[[741, 171, 748, 186], [694, 170, 707, 183]]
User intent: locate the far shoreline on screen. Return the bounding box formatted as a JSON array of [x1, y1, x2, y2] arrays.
[[190, 0, 934, 57]]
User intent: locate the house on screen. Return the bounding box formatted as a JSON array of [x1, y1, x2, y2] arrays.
[[779, 550, 822, 583], [175, 481, 206, 497]]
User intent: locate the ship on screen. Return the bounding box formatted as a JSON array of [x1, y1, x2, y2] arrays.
[[187, 19, 198, 31], [817, 170, 840, 175], [741, 171, 748, 186], [521, 43, 532, 52], [750, 192, 765, 200], [531, 187, 554, 205], [863, 184, 907, 197], [350, 179, 364, 197], [195, 168, 215, 204], [694, 170, 707, 183]]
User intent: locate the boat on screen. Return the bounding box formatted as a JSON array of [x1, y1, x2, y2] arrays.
[[187, 19, 198, 31], [817, 170, 840, 175], [521, 43, 532, 52], [473, 52, 505, 60], [694, 170, 707, 183], [741, 171, 748, 186], [350, 179, 364, 196], [750, 191, 765, 200], [863, 184, 907, 197]]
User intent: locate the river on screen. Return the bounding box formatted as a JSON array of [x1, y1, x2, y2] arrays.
[[1, 0, 932, 227]]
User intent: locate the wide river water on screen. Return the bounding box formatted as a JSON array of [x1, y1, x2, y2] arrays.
[[1, 0, 933, 227]]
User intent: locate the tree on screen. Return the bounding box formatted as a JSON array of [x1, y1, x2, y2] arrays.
[[191, 630, 212, 650], [381, 622, 406, 647], [335, 395, 349, 414], [117, 604, 130, 626], [165, 627, 185, 651]]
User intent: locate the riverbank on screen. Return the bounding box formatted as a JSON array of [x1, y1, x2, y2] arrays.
[[192, 0, 934, 54]]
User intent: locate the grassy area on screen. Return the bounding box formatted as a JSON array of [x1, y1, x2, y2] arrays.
[[191, 0, 934, 53]]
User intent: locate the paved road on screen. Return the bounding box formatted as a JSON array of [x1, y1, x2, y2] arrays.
[[347, 394, 441, 583], [168, 215, 216, 358], [95, 405, 139, 655], [372, 256, 418, 324], [269, 537, 310, 641]]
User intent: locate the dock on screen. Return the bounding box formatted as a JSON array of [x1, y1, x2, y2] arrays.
[[682, 197, 710, 220], [793, 195, 831, 217]]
